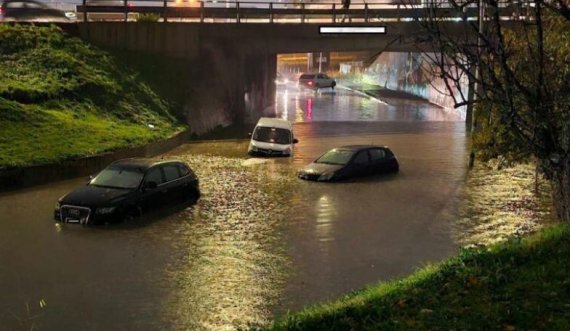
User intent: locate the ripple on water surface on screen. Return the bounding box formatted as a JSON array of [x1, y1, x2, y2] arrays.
[[454, 162, 554, 248], [158, 154, 298, 330]]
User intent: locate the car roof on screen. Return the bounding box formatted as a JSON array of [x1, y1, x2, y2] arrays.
[[255, 117, 292, 130], [109, 158, 185, 171], [337, 145, 390, 151], [2, 0, 43, 4]]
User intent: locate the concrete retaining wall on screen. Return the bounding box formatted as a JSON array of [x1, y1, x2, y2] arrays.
[[0, 130, 191, 192]]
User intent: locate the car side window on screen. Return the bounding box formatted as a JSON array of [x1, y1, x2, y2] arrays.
[[317, 74, 324, 79], [163, 164, 181, 182], [370, 149, 386, 161], [177, 164, 190, 177], [7, 2, 25, 7], [353, 151, 370, 165], [323, 74, 330, 79], [144, 167, 164, 185]]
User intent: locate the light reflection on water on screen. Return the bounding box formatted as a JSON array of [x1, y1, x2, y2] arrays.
[[272, 84, 463, 122], [315, 195, 337, 246], [157, 153, 296, 330], [454, 162, 554, 248]]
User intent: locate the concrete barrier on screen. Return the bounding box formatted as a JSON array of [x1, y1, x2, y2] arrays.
[[0, 130, 191, 192]]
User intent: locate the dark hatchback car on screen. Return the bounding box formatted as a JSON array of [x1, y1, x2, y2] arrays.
[[0, 0, 75, 21], [297, 145, 399, 182], [54, 158, 199, 225]]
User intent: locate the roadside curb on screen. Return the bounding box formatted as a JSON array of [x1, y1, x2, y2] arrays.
[[0, 129, 191, 192], [337, 85, 389, 105]]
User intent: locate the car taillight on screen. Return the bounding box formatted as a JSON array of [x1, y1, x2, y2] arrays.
[[308, 81, 313, 85]]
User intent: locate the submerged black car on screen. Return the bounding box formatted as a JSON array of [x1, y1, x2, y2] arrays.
[[54, 158, 199, 225], [297, 145, 399, 182]]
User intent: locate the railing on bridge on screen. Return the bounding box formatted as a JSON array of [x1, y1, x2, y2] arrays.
[[76, 0, 533, 23]]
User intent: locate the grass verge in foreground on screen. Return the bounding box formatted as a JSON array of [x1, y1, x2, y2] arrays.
[[268, 224, 570, 330], [0, 24, 185, 167]]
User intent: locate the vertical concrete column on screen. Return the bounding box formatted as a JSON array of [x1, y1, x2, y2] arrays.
[[194, 41, 277, 129], [243, 53, 277, 123]]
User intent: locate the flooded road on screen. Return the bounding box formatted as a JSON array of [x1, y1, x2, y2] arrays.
[[0, 84, 468, 330], [271, 83, 463, 122]]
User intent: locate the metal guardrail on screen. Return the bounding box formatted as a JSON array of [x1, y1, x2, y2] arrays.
[[76, 0, 533, 23]]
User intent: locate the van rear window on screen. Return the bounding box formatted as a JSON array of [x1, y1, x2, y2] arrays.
[[299, 74, 315, 79]]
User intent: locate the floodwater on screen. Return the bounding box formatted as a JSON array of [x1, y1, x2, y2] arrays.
[[270, 83, 463, 122], [0, 83, 513, 330]]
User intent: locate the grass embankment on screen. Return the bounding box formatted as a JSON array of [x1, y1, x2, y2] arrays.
[[270, 224, 570, 330], [0, 24, 186, 168]]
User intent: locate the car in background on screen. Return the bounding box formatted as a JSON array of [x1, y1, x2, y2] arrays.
[[0, 0, 75, 21], [54, 158, 199, 225], [248, 117, 298, 156], [298, 72, 336, 90], [297, 145, 399, 181]]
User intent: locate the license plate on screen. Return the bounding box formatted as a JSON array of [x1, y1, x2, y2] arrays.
[[68, 209, 80, 217]]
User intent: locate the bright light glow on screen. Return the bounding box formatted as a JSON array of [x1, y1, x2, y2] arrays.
[[281, 89, 288, 120], [319, 26, 386, 34]]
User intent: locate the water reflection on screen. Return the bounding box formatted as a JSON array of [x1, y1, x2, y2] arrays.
[[160, 154, 296, 330], [306, 97, 313, 121], [454, 163, 553, 248], [274, 83, 463, 122], [315, 194, 337, 248]]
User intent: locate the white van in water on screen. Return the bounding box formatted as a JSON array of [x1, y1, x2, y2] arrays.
[[248, 117, 298, 156]]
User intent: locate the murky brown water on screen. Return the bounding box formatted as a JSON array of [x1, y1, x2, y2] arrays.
[[454, 162, 553, 248], [0, 85, 550, 330]]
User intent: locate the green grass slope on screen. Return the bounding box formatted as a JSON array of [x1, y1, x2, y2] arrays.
[[269, 224, 570, 331], [0, 24, 185, 167]]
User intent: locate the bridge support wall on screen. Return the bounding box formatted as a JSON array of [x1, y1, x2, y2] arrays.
[[79, 23, 278, 133], [196, 41, 277, 131]]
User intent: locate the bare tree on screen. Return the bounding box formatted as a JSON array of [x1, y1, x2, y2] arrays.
[[412, 0, 570, 221]]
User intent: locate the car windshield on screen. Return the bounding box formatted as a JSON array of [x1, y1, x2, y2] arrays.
[[252, 126, 291, 144], [90, 166, 144, 189], [315, 149, 355, 165]]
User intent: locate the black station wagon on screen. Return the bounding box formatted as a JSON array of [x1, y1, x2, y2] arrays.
[[54, 158, 199, 225], [297, 145, 399, 181]]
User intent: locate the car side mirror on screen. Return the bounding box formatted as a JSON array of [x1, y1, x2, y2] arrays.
[[87, 175, 94, 184], [293, 138, 299, 144], [143, 181, 157, 191]]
